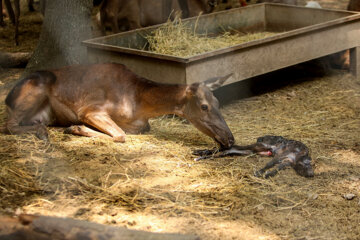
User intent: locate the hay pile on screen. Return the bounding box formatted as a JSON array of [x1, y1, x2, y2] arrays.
[[146, 17, 275, 57]]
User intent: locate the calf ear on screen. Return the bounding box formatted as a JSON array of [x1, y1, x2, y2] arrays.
[[203, 73, 233, 91]]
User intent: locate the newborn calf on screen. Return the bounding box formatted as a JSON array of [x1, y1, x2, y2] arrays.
[[193, 135, 314, 178]]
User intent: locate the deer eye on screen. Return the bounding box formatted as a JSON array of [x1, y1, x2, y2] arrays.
[[201, 104, 208, 111]]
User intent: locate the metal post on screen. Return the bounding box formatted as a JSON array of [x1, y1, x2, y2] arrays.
[[350, 46, 360, 80]]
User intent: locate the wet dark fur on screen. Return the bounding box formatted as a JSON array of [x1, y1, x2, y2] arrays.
[[193, 135, 314, 178]]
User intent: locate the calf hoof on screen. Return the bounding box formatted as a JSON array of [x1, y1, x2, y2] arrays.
[[254, 171, 263, 178], [192, 148, 216, 156], [113, 135, 125, 143]]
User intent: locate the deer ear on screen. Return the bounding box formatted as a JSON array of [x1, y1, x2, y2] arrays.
[[203, 73, 233, 91], [186, 83, 200, 98]]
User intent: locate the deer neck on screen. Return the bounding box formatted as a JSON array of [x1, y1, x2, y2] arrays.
[[139, 82, 187, 118]]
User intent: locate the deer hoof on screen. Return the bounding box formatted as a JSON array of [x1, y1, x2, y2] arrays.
[[113, 135, 125, 143]]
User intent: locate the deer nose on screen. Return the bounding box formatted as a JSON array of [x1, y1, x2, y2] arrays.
[[223, 134, 235, 149], [228, 136, 235, 146]]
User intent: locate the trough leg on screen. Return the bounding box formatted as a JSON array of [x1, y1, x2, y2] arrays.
[[350, 46, 360, 80]]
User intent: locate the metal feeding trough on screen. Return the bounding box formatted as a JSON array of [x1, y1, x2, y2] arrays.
[[83, 3, 360, 85]]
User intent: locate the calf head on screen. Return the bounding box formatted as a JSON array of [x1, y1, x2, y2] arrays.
[[294, 157, 314, 177], [182, 74, 234, 149]]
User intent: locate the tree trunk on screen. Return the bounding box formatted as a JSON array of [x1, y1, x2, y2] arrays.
[[0, 52, 32, 68], [26, 0, 92, 73], [0, 214, 200, 240]]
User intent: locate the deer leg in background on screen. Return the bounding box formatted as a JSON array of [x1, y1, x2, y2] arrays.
[[0, 0, 4, 26], [14, 0, 19, 45], [27, 0, 34, 12], [109, 14, 119, 33], [3, 0, 14, 24], [178, 0, 189, 18], [162, 0, 172, 20], [80, 112, 126, 142]]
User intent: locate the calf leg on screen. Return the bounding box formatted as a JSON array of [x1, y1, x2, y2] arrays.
[[254, 157, 281, 177], [193, 142, 272, 160], [80, 112, 126, 142], [263, 161, 292, 178]]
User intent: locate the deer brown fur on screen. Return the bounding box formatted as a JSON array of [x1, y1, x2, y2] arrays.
[[3, 63, 234, 148]]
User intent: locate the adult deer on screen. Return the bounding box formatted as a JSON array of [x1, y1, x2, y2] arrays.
[[0, 0, 20, 45], [99, 0, 218, 33], [3, 63, 235, 148]]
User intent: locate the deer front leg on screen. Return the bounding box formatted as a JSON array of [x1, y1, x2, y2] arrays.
[[79, 112, 126, 142], [64, 125, 113, 140]]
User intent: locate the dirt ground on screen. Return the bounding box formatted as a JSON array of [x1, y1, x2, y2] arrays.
[[1, 1, 360, 240]]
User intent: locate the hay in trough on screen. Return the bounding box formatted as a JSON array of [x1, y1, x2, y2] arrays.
[[145, 17, 275, 57]]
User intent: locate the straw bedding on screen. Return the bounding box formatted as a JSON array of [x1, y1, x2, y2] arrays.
[[1, 67, 359, 239]]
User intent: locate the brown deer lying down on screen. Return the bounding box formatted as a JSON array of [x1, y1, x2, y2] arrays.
[[193, 135, 314, 178], [2, 63, 235, 148]]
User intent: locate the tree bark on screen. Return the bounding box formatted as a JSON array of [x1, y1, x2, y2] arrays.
[[0, 52, 32, 68], [0, 214, 200, 240], [26, 0, 93, 73]]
